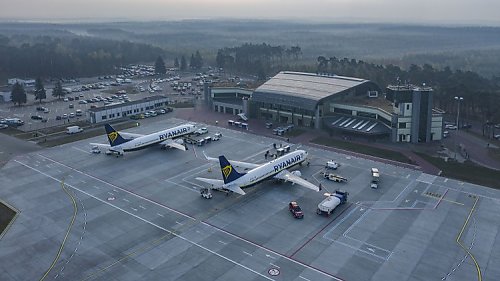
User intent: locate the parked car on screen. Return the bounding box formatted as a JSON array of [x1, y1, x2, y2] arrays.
[[69, 104, 74, 108], [79, 100, 87, 104], [69, 113, 75, 118], [445, 124, 457, 130], [31, 115, 43, 120], [56, 115, 62, 120]]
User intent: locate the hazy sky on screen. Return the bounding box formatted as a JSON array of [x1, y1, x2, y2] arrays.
[[0, 0, 499, 25]]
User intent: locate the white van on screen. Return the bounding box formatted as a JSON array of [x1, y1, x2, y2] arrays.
[[66, 126, 83, 134]]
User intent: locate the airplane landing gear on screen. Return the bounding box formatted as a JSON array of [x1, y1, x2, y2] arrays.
[[200, 188, 213, 199]]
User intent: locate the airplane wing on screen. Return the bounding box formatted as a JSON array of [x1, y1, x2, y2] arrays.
[[274, 170, 320, 192], [119, 132, 144, 139], [160, 139, 188, 151], [202, 151, 260, 170], [196, 177, 246, 195], [90, 143, 111, 150]]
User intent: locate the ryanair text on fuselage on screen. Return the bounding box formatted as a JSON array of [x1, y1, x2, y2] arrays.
[[273, 154, 302, 172], [159, 127, 188, 140]]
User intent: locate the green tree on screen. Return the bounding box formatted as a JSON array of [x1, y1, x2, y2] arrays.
[[216, 50, 225, 69], [194, 50, 203, 69], [154, 56, 166, 74], [52, 80, 65, 100], [34, 77, 46, 104], [11, 82, 27, 106], [189, 54, 195, 69], [180, 55, 187, 71], [174, 57, 179, 68]]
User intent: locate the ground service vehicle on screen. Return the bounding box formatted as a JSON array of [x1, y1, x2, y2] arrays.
[[323, 173, 348, 183], [289, 201, 304, 219], [325, 160, 340, 169], [212, 132, 222, 141], [371, 168, 380, 189], [316, 190, 348, 216], [195, 127, 208, 136], [66, 126, 83, 134]]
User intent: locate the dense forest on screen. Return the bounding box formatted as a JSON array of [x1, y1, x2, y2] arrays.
[[215, 43, 302, 79], [0, 35, 163, 80], [2, 21, 500, 77]]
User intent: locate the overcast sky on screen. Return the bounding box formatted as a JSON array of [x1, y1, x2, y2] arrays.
[[0, 0, 498, 25]]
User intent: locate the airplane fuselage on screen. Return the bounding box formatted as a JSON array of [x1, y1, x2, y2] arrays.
[[110, 124, 195, 153], [228, 150, 307, 188]]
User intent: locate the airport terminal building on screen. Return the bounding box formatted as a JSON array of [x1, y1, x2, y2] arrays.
[[208, 71, 443, 143], [87, 95, 169, 123]]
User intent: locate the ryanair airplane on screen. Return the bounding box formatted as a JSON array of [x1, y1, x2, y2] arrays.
[[196, 150, 320, 195], [90, 123, 196, 156]]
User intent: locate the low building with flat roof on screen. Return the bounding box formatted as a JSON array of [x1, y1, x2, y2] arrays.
[[87, 96, 169, 123]]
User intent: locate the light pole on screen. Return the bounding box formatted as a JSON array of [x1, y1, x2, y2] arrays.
[[454, 96, 463, 160], [455, 96, 463, 129]]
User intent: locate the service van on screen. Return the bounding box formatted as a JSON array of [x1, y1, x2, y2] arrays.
[[66, 126, 83, 134]]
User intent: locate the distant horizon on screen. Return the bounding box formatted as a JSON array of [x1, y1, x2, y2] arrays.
[[0, 0, 499, 27], [0, 17, 499, 28]]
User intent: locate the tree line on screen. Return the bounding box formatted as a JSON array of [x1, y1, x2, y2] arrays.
[[0, 35, 164, 80], [215, 43, 302, 79], [315, 56, 500, 123]]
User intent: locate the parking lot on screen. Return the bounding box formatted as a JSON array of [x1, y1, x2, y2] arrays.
[[0, 71, 210, 132], [1, 117, 499, 281]]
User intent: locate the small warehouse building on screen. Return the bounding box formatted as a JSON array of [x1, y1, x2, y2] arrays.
[[87, 95, 169, 123], [0, 91, 11, 103]]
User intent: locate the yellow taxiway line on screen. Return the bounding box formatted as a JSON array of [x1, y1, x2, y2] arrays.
[[39, 180, 78, 281], [456, 196, 481, 281], [422, 193, 465, 206]]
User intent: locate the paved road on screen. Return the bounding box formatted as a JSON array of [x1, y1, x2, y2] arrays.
[[443, 129, 500, 170]]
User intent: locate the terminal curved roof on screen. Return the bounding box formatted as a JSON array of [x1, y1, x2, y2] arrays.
[[252, 71, 375, 111]]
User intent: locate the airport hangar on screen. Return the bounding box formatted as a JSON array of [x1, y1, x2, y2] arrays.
[[207, 71, 443, 143]]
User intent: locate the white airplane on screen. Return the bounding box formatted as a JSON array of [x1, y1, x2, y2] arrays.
[[90, 123, 196, 156], [196, 150, 320, 195]]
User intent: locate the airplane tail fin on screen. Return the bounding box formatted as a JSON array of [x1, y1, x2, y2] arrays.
[[219, 155, 245, 184], [104, 124, 129, 147]]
